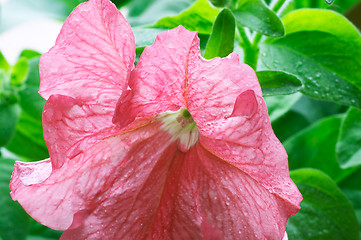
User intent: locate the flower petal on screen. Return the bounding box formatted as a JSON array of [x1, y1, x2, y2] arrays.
[[11, 108, 298, 239], [39, 0, 135, 107], [11, 159, 52, 186], [199, 96, 302, 215], [10, 122, 178, 234], [113, 26, 198, 128], [113, 26, 261, 129], [43, 94, 122, 169], [228, 90, 258, 118], [187, 53, 261, 124], [149, 145, 292, 239]]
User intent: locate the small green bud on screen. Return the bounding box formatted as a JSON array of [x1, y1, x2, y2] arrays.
[[182, 109, 192, 119]]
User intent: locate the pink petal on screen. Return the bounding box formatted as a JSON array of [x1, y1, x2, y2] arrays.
[[11, 160, 52, 186], [199, 96, 302, 215], [10, 122, 177, 232], [149, 146, 292, 239], [113, 26, 261, 130], [11, 4, 301, 237], [113, 26, 198, 128], [186, 53, 261, 125], [42, 94, 123, 169], [11, 117, 299, 239], [39, 0, 135, 107], [228, 90, 258, 118]]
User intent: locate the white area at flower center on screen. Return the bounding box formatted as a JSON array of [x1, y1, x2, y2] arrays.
[[159, 108, 200, 152], [0, 19, 62, 64]]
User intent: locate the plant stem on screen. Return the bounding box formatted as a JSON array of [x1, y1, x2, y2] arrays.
[[252, 33, 263, 47], [238, 26, 252, 49], [272, 0, 287, 13], [238, 26, 259, 70], [237, 0, 290, 70]]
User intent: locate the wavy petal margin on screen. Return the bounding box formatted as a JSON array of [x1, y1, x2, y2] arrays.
[[39, 0, 135, 107], [43, 95, 122, 169]]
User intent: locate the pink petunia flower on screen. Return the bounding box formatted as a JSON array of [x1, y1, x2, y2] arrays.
[[10, 0, 302, 239]]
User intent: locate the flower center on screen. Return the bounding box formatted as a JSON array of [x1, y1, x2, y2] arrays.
[[159, 108, 200, 152]]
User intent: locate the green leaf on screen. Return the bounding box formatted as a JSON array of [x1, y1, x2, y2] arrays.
[[285, 0, 360, 14], [336, 107, 361, 168], [264, 92, 302, 122], [204, 8, 235, 59], [18, 58, 45, 121], [108, 0, 131, 8], [5, 58, 48, 160], [287, 168, 360, 240], [325, 0, 334, 4], [284, 115, 355, 182], [208, 0, 232, 8], [133, 27, 166, 48], [10, 58, 29, 86], [133, 27, 169, 65], [6, 112, 49, 161], [333, 0, 360, 12], [199, 34, 211, 55], [0, 158, 30, 240], [0, 52, 10, 94], [19, 50, 41, 60], [0, 52, 10, 72], [154, 0, 219, 34], [127, 0, 194, 27], [269, 95, 345, 142], [28, 219, 63, 240], [283, 9, 361, 57], [0, 103, 20, 147], [291, 96, 347, 124], [338, 166, 361, 232], [260, 9, 361, 108], [256, 70, 303, 96], [271, 110, 310, 142], [232, 0, 284, 37]]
